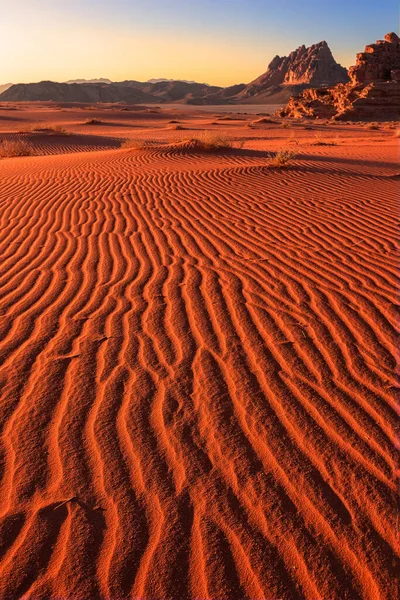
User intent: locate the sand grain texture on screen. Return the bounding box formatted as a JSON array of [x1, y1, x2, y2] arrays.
[[0, 107, 398, 600]]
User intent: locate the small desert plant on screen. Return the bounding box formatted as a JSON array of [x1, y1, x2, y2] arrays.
[[312, 134, 337, 146], [32, 124, 69, 135], [289, 134, 300, 146], [194, 131, 232, 151], [52, 124, 68, 135], [169, 123, 184, 130], [268, 149, 297, 168], [84, 118, 102, 125], [367, 124, 379, 130], [0, 139, 35, 157], [121, 139, 147, 150], [394, 129, 400, 137]]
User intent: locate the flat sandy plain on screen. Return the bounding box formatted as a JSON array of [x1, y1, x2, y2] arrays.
[[0, 102, 398, 600]]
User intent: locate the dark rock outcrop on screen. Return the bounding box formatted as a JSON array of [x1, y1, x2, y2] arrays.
[[279, 33, 400, 120]]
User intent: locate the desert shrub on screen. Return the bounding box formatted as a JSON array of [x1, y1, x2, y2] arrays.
[[281, 121, 290, 129], [268, 149, 297, 168], [193, 131, 232, 151], [52, 124, 68, 134], [32, 124, 69, 135], [367, 123, 379, 130], [121, 139, 147, 150], [312, 134, 337, 146], [84, 119, 102, 125], [169, 124, 184, 130], [0, 139, 35, 157]]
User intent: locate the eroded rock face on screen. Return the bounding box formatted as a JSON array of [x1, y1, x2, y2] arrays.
[[278, 82, 400, 121], [348, 32, 400, 84], [238, 41, 349, 100], [278, 33, 400, 121]]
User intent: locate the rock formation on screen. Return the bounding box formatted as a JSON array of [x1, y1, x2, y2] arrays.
[[237, 41, 349, 102], [279, 32, 400, 120], [348, 32, 400, 84]]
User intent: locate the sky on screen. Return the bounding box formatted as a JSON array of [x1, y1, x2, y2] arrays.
[[1, 0, 398, 86]]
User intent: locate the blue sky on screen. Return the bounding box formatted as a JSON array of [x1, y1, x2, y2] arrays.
[[1, 0, 398, 85]]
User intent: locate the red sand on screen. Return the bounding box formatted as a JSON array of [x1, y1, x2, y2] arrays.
[[0, 104, 398, 600]]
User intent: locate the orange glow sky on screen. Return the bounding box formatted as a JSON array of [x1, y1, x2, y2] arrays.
[[1, 0, 397, 86]]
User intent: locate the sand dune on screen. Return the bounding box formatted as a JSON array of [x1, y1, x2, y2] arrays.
[[0, 106, 398, 600]]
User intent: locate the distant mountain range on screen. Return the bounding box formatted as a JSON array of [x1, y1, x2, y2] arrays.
[[0, 40, 349, 104], [146, 78, 208, 85], [64, 78, 113, 85], [0, 83, 13, 95]]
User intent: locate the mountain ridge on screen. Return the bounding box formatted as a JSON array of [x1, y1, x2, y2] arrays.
[[0, 39, 349, 105]]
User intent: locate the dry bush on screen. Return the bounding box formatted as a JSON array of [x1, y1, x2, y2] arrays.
[[0, 139, 35, 157], [193, 131, 232, 151], [84, 118, 102, 125], [169, 124, 184, 130], [32, 124, 69, 135], [312, 134, 337, 146], [268, 149, 297, 168], [121, 139, 147, 150], [52, 124, 68, 134], [281, 121, 290, 129], [367, 123, 379, 130]]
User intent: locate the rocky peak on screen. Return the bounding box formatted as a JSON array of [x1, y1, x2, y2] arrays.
[[348, 31, 400, 84], [242, 40, 348, 95]]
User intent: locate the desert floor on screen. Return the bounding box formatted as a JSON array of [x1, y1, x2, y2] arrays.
[[0, 102, 398, 600]]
